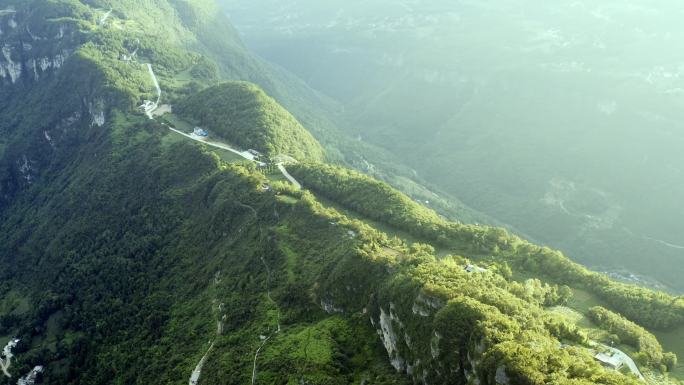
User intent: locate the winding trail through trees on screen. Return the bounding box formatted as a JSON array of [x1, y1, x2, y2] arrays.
[[235, 201, 282, 385], [251, 255, 282, 385], [138, 60, 292, 384], [188, 270, 225, 385], [186, 200, 282, 384]]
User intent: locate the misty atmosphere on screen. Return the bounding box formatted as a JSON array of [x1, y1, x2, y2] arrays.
[[224, 0, 684, 293], [0, 0, 682, 384]]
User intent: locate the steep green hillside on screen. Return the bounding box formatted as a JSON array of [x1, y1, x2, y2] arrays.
[[0, 1, 682, 385], [176, 82, 325, 160], [289, 163, 684, 329]]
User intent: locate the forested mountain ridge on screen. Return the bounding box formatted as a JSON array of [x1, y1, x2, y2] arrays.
[[176, 82, 325, 161], [0, 1, 682, 385]]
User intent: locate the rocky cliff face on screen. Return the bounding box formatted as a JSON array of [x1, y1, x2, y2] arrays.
[[0, 7, 103, 209], [0, 7, 80, 86], [369, 292, 518, 385], [371, 296, 486, 385]]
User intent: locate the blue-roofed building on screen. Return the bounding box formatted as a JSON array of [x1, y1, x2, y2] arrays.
[[193, 127, 208, 137]]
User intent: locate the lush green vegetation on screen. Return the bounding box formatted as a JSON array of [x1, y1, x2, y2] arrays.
[[0, 1, 682, 384], [507, 244, 684, 330], [588, 306, 676, 369], [288, 162, 684, 332], [176, 82, 325, 161], [288, 162, 507, 252]]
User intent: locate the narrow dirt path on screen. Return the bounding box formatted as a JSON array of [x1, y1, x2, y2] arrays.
[[276, 163, 301, 189], [234, 201, 283, 385], [188, 271, 225, 385], [99, 9, 112, 25], [189, 342, 215, 385]]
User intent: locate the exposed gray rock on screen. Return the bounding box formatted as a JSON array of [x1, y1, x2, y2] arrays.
[[495, 366, 510, 385]]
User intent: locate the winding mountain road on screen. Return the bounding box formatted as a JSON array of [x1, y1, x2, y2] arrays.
[[142, 64, 301, 188], [164, 124, 261, 163], [277, 163, 301, 189]]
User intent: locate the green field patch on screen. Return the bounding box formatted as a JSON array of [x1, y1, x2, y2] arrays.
[[162, 113, 194, 132], [160, 129, 185, 148], [0, 290, 31, 316], [210, 148, 245, 163], [276, 195, 299, 205], [264, 168, 288, 183], [654, 326, 684, 379], [548, 305, 584, 324], [46, 311, 66, 339], [280, 242, 298, 284], [566, 287, 610, 313], [262, 318, 344, 368]]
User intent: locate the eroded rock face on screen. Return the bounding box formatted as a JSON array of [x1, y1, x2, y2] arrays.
[[378, 307, 405, 371], [321, 298, 344, 314], [368, 292, 506, 385], [17, 155, 34, 184], [495, 366, 510, 385], [89, 98, 106, 127], [25, 52, 68, 81], [17, 366, 43, 385], [0, 44, 22, 83], [0, 10, 78, 85]]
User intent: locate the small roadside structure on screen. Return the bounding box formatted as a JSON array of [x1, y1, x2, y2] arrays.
[[465, 264, 487, 273], [139, 100, 156, 113], [193, 127, 208, 137], [248, 149, 262, 157], [594, 351, 624, 371]]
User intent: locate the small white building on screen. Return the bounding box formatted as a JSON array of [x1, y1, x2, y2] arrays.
[[465, 264, 487, 273], [594, 351, 624, 371], [139, 100, 156, 112]]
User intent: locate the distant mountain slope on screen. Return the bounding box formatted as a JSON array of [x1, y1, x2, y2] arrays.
[[220, 0, 684, 293], [177, 82, 325, 161], [0, 1, 682, 385]]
